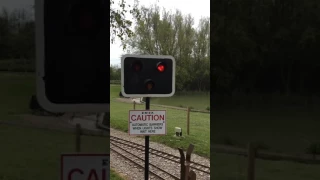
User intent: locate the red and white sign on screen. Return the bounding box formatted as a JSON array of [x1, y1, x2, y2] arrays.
[[61, 154, 109, 180], [128, 110, 166, 135]]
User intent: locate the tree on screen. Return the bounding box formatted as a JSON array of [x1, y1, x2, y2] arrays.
[[110, 0, 140, 49], [125, 4, 210, 92], [212, 0, 320, 108]]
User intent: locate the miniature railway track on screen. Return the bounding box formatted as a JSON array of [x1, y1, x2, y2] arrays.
[[110, 136, 210, 175], [111, 142, 180, 180]]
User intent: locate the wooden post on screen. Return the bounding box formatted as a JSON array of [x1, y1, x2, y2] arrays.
[[184, 162, 190, 180], [247, 142, 256, 180], [133, 101, 136, 110], [189, 171, 196, 180], [178, 148, 186, 180], [185, 144, 195, 180], [187, 107, 190, 135], [76, 123, 81, 152], [179, 144, 195, 180]]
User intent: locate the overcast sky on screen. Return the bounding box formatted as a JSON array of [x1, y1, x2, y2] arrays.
[[110, 0, 210, 67]]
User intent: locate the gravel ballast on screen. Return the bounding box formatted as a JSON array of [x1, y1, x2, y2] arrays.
[[110, 128, 210, 180]]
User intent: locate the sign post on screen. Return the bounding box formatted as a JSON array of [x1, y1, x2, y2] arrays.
[[145, 97, 150, 180], [128, 99, 167, 180]]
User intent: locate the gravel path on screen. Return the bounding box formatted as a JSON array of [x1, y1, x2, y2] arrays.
[[110, 128, 210, 180]]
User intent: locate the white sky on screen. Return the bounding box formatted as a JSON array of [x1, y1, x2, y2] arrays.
[[110, 0, 210, 67]]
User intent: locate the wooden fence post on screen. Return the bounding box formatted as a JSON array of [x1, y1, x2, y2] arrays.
[[187, 107, 190, 135], [178, 148, 186, 180], [247, 142, 256, 180], [76, 123, 81, 152], [179, 144, 195, 180]]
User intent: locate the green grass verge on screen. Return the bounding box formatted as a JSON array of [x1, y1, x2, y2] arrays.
[[110, 169, 125, 180], [0, 59, 35, 72], [0, 72, 35, 120], [111, 84, 210, 110], [212, 152, 320, 180], [110, 85, 210, 157], [111, 100, 210, 157], [0, 72, 110, 180], [211, 108, 320, 154], [0, 124, 109, 180]]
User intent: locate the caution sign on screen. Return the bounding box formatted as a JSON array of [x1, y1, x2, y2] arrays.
[[129, 110, 166, 135], [61, 154, 109, 180]]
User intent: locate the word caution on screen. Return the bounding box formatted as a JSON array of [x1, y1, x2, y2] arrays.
[[61, 154, 110, 180]]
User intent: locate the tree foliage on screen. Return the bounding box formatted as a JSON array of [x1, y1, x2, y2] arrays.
[[0, 7, 35, 60], [110, 65, 121, 80], [110, 0, 140, 48], [213, 0, 320, 101], [125, 5, 210, 92]]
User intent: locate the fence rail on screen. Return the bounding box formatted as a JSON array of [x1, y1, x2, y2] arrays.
[[211, 144, 320, 164], [0, 120, 109, 137], [110, 80, 121, 84]]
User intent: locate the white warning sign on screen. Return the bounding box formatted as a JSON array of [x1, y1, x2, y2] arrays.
[[128, 110, 166, 135]]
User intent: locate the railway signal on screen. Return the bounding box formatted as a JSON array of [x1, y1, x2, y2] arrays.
[[35, 0, 109, 112], [121, 54, 176, 97], [121, 54, 176, 180]]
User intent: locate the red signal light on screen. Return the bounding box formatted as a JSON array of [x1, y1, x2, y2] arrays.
[[157, 62, 166, 72]]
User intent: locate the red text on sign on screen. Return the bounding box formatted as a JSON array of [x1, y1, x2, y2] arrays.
[[68, 168, 107, 180], [130, 114, 164, 121]]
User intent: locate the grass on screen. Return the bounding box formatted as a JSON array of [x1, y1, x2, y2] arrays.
[[151, 91, 210, 110], [2, 72, 320, 179], [211, 108, 320, 154], [0, 72, 110, 180], [0, 72, 35, 121], [211, 152, 320, 180], [111, 84, 210, 110], [111, 169, 125, 180], [0, 59, 35, 72], [111, 85, 210, 157], [0, 124, 109, 180]]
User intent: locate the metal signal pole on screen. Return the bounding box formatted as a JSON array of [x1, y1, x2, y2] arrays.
[[145, 97, 150, 180]]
